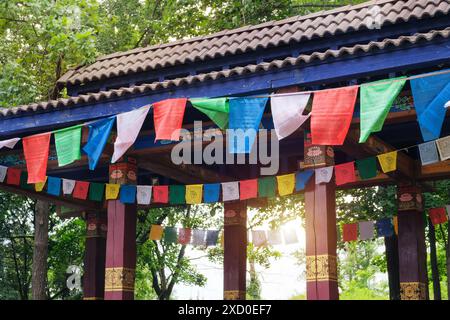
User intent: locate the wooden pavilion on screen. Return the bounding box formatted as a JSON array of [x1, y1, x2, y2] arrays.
[[0, 0, 449, 300]]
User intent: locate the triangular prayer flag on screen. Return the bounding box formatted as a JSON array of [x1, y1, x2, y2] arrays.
[[112, 106, 150, 163], [73, 181, 89, 200], [222, 181, 239, 202], [295, 170, 314, 191], [359, 221, 375, 240], [311, 86, 359, 145], [228, 97, 268, 153], [283, 228, 298, 244], [276, 173, 295, 196], [377, 151, 397, 173], [54, 125, 82, 167], [191, 98, 229, 129], [136, 186, 152, 205], [267, 229, 283, 245], [153, 98, 187, 141], [436, 136, 450, 161], [393, 216, 398, 235], [239, 179, 258, 200], [192, 230, 206, 246], [105, 183, 120, 200], [315, 166, 333, 184], [83, 117, 115, 170], [252, 230, 267, 247], [34, 177, 47, 192], [0, 165, 7, 182], [153, 185, 169, 203], [169, 185, 186, 205], [206, 230, 219, 246], [411, 70, 450, 141], [164, 227, 178, 244], [0, 138, 20, 150], [22, 133, 51, 183], [47, 177, 61, 196], [334, 162, 356, 186], [185, 184, 203, 204], [356, 157, 377, 180], [418, 141, 440, 165], [149, 225, 163, 241], [359, 77, 406, 143], [62, 178, 76, 195], [203, 183, 220, 203], [429, 207, 448, 225], [178, 228, 192, 245], [88, 182, 105, 202], [271, 94, 311, 140], [20, 171, 33, 190], [6, 168, 21, 186], [343, 223, 358, 242], [120, 185, 136, 204], [258, 176, 276, 198], [375, 219, 393, 237]]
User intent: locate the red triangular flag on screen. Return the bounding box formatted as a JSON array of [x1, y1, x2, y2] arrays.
[[311, 86, 358, 145], [6, 168, 21, 186], [335, 162, 356, 186], [153, 98, 187, 141], [343, 223, 358, 242], [178, 228, 192, 245], [239, 179, 258, 200], [429, 207, 448, 225], [73, 181, 90, 200], [22, 133, 51, 183], [153, 185, 169, 203]]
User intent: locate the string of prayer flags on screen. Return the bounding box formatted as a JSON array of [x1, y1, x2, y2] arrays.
[[356, 157, 377, 180], [359, 221, 375, 240], [283, 228, 298, 244], [112, 106, 150, 163], [0, 165, 7, 182], [377, 151, 397, 173], [164, 227, 178, 243], [203, 183, 220, 203], [73, 181, 89, 200], [418, 141, 440, 165], [105, 183, 120, 200], [436, 136, 450, 160], [0, 137, 20, 150], [120, 185, 137, 204], [267, 229, 283, 245], [252, 230, 268, 247], [35, 177, 47, 192], [178, 228, 192, 245], [190, 98, 229, 130], [222, 181, 239, 202], [271, 94, 311, 140], [54, 125, 82, 167], [295, 170, 314, 191], [276, 173, 295, 196], [170, 185, 186, 205], [149, 225, 164, 241], [62, 179, 76, 195], [206, 230, 220, 246], [375, 218, 393, 237], [343, 223, 358, 242], [22, 133, 51, 183], [315, 166, 333, 184], [359, 77, 407, 143], [88, 182, 105, 202], [393, 216, 398, 235], [83, 117, 115, 170], [185, 184, 203, 204], [153, 185, 169, 203], [334, 162, 356, 186], [228, 97, 268, 153], [311, 86, 358, 145], [153, 98, 187, 141], [410, 69, 450, 141], [429, 207, 448, 225], [137, 185, 152, 205], [239, 179, 258, 200], [192, 230, 206, 247], [47, 177, 61, 196], [258, 176, 276, 198]]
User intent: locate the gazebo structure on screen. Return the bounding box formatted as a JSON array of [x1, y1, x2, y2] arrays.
[[0, 0, 449, 300]]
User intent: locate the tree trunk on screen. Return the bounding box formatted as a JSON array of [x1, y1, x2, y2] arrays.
[[428, 218, 441, 300], [384, 234, 400, 300], [32, 200, 49, 300]]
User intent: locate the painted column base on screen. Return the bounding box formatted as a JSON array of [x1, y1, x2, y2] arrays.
[[400, 282, 427, 300]]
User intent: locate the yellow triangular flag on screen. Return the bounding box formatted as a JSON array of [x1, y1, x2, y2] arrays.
[[393, 216, 398, 235], [186, 184, 203, 204], [149, 225, 164, 241], [105, 183, 120, 200], [377, 151, 397, 173], [276, 173, 295, 196], [35, 177, 47, 192]]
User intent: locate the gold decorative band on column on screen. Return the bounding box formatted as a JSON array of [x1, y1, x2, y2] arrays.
[[306, 254, 338, 282], [400, 282, 427, 300], [224, 290, 246, 300], [83, 297, 104, 300], [105, 267, 135, 292]]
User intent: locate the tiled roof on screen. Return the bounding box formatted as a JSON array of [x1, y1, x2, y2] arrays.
[[58, 0, 450, 86], [2, 26, 450, 118]]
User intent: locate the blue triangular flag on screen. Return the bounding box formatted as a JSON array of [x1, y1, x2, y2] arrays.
[[295, 170, 314, 191], [83, 117, 115, 170], [411, 70, 450, 141], [375, 218, 393, 237], [203, 183, 220, 203], [120, 185, 137, 204], [47, 177, 61, 196], [228, 97, 268, 153]]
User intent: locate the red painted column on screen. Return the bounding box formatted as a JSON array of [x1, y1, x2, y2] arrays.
[[223, 201, 247, 300], [104, 157, 137, 300], [83, 211, 107, 300], [397, 184, 429, 300]]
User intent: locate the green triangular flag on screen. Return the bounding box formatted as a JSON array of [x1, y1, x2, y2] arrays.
[[54, 125, 82, 166], [88, 182, 105, 202], [258, 176, 276, 198], [20, 171, 33, 190], [164, 227, 178, 244], [356, 157, 377, 180], [191, 98, 229, 130], [169, 185, 186, 204], [359, 77, 407, 143]]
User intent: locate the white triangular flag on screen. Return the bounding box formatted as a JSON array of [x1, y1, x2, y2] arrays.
[[192, 230, 206, 246], [0, 165, 7, 182], [271, 94, 311, 140], [0, 138, 20, 150], [315, 166, 334, 184], [111, 106, 150, 163], [136, 185, 152, 205], [267, 229, 282, 245], [252, 230, 267, 247], [359, 221, 375, 240], [222, 181, 239, 201], [62, 179, 76, 195]]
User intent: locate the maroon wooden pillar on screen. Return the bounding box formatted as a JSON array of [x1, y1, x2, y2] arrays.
[[223, 201, 247, 300], [397, 184, 429, 300], [303, 132, 338, 300], [83, 211, 107, 300], [104, 157, 137, 300]]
